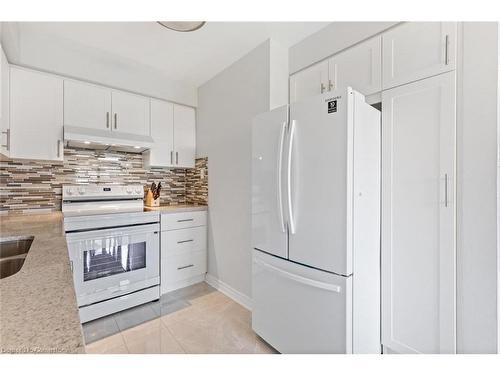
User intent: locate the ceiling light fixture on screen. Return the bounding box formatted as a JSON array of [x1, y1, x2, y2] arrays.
[[157, 21, 206, 32]]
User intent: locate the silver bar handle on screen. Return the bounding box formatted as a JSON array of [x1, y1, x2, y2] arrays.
[[57, 140, 61, 158], [444, 173, 449, 207], [177, 239, 194, 244], [114, 113, 117, 129], [328, 79, 334, 91], [320, 83, 326, 93], [170, 151, 174, 164], [106, 112, 110, 128], [254, 258, 342, 293], [1, 129, 10, 151], [445, 35, 449, 65], [176, 151, 179, 164], [177, 264, 194, 270], [287, 120, 296, 234], [177, 218, 194, 222], [277, 121, 287, 233]]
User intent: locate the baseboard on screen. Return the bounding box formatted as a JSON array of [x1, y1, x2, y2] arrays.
[[205, 274, 252, 311]]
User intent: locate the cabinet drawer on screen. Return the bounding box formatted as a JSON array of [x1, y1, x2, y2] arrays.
[[162, 226, 207, 257], [161, 210, 207, 231], [163, 251, 207, 285]]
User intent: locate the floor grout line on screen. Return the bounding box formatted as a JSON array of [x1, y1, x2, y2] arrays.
[[163, 320, 188, 354], [120, 331, 132, 354]]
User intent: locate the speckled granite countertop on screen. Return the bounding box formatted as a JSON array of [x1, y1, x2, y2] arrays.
[[0, 213, 85, 353], [144, 204, 208, 213]]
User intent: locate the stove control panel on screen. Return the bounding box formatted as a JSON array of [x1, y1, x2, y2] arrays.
[[62, 184, 145, 201]]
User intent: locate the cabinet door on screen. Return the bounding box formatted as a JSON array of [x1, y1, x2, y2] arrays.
[[381, 71, 456, 354], [64, 80, 111, 131], [10, 67, 64, 161], [289, 60, 329, 103], [329, 36, 382, 96], [111, 90, 150, 136], [1, 46, 9, 157], [146, 99, 174, 167], [382, 22, 456, 89], [173, 104, 195, 168]]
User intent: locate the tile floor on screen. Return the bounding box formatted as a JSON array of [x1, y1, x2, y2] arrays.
[[84, 282, 277, 354]]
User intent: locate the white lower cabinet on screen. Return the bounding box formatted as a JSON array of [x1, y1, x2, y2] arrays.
[[381, 71, 456, 354], [160, 210, 208, 294]]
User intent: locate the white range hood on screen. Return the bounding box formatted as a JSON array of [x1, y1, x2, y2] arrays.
[[64, 126, 154, 153]]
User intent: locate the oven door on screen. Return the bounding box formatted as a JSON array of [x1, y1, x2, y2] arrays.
[[66, 223, 160, 307]]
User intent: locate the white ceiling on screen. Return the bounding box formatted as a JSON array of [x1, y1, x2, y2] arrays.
[[3, 22, 329, 88]]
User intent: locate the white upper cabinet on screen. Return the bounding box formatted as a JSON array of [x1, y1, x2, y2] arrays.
[[145, 99, 174, 167], [145, 101, 196, 169], [64, 80, 112, 131], [381, 71, 456, 354], [289, 60, 329, 103], [173, 104, 196, 169], [10, 67, 64, 161], [290, 37, 382, 103], [64, 80, 150, 137], [1, 46, 10, 158], [382, 22, 457, 89], [110, 90, 150, 136], [328, 36, 382, 96]]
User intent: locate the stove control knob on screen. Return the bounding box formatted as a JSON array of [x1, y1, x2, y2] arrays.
[[126, 188, 132, 194], [65, 188, 74, 196], [135, 188, 143, 195], [78, 187, 85, 195]]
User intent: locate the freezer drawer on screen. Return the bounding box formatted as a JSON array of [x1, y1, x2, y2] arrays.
[[252, 249, 352, 354]]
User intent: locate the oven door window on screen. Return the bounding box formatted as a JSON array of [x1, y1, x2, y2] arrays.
[[83, 240, 146, 282]]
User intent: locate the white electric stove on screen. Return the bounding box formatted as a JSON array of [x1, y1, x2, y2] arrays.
[[62, 184, 160, 323]]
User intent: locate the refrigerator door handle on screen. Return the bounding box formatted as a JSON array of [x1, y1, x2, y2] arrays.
[[254, 258, 342, 293], [277, 121, 287, 232], [287, 120, 296, 234]]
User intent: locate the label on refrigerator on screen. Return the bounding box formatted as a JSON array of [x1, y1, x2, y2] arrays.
[[327, 99, 337, 113]]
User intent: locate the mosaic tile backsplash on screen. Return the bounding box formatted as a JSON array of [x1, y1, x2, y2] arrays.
[[0, 148, 208, 214]]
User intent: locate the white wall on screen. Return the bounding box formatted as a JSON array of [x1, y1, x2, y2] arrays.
[[197, 39, 288, 300], [288, 22, 398, 74], [456, 22, 499, 353], [0, 22, 197, 106]]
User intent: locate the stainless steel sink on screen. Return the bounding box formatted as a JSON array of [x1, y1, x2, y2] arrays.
[[0, 236, 33, 279]]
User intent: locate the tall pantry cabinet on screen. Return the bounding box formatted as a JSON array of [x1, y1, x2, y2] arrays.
[[380, 22, 457, 354]]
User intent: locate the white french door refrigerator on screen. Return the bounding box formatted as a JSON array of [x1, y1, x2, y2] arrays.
[[251, 88, 381, 354]]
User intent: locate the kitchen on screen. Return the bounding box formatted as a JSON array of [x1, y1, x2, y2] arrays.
[[0, 4, 499, 372]]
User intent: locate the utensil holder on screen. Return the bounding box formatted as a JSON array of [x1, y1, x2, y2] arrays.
[[144, 190, 160, 207]]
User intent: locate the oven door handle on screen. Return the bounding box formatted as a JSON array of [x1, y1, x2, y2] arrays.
[[65, 224, 160, 241]]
